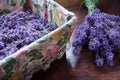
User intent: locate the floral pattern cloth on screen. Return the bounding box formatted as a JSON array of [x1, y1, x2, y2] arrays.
[[0, 0, 25, 15], [0, 0, 76, 80]]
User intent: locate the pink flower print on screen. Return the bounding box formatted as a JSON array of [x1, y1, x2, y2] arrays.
[[67, 30, 73, 39], [12, 6, 23, 11], [51, 45, 61, 55], [44, 45, 61, 56], [43, 6, 49, 20], [44, 49, 52, 56]]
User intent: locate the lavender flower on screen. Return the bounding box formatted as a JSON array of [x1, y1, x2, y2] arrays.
[[0, 10, 57, 60], [71, 8, 120, 67]]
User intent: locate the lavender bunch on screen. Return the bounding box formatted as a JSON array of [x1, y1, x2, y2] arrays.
[[0, 10, 57, 60], [71, 8, 120, 67], [66, 0, 120, 68]]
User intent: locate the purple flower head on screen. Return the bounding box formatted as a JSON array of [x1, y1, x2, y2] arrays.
[[0, 10, 57, 60], [95, 53, 104, 67], [89, 37, 101, 50]]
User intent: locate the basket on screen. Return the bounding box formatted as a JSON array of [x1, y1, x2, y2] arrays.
[[0, 0, 76, 80]]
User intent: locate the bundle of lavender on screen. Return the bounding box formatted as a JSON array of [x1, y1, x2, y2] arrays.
[[66, 0, 120, 68]]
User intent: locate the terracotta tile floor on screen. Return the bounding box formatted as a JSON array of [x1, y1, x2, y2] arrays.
[[31, 2, 120, 80]]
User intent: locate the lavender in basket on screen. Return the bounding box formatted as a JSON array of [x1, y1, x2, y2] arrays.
[[0, 10, 57, 60]]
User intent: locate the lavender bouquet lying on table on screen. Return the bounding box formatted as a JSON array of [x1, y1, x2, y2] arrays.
[[0, 10, 57, 60], [66, 0, 120, 68]]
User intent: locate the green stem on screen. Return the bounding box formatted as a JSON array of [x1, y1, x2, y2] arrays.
[[85, 0, 99, 14], [79, 1, 85, 10]]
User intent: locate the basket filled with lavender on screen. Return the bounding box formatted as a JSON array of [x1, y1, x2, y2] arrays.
[[0, 0, 76, 80]]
